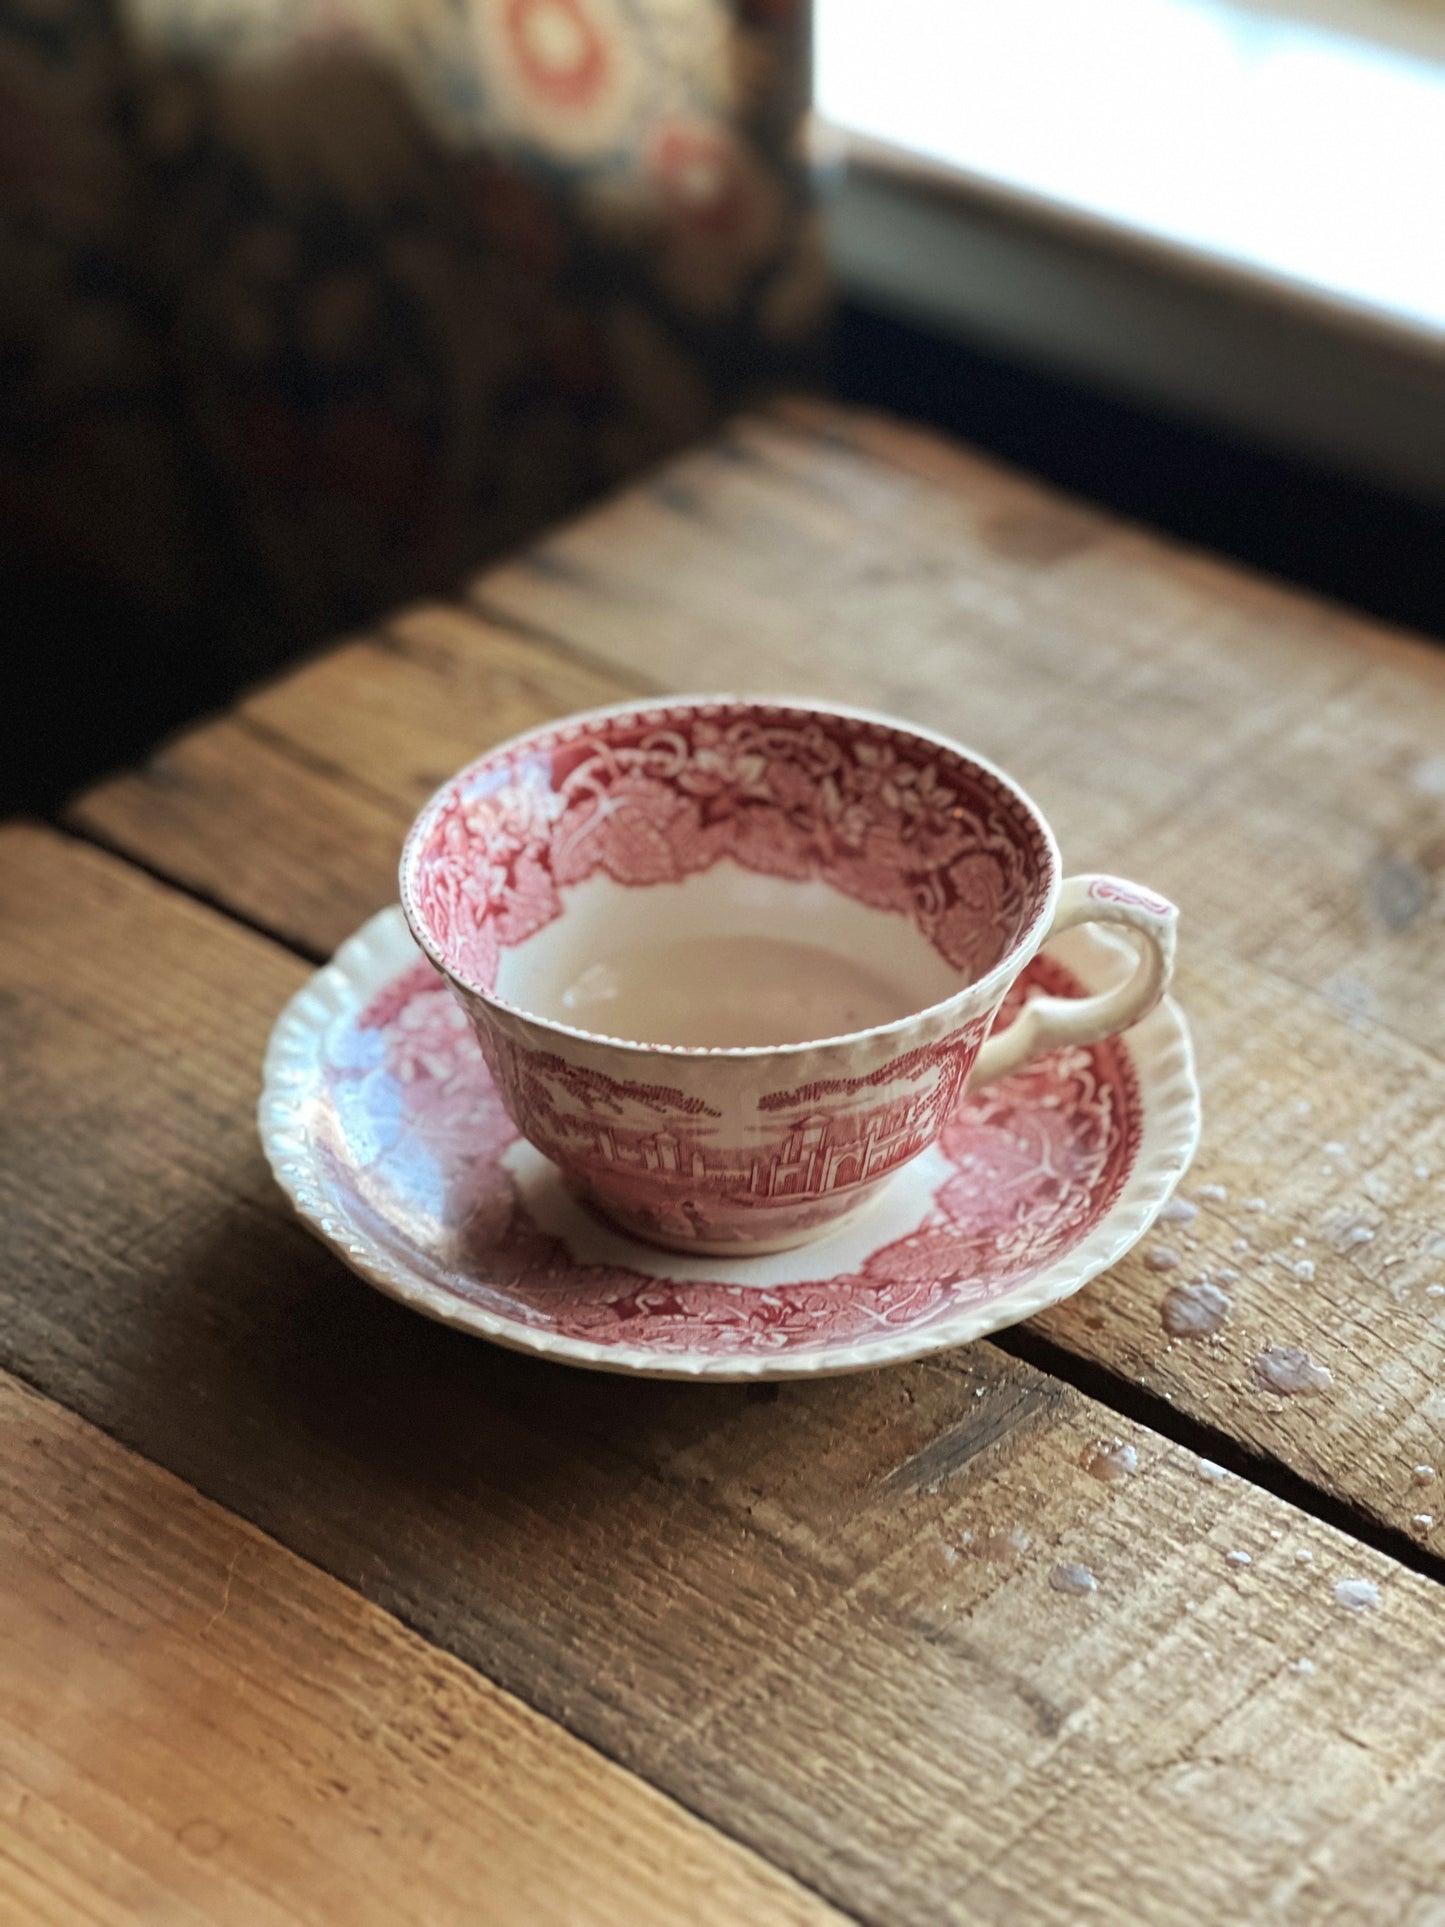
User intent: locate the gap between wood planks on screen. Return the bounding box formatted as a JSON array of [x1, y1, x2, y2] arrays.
[[45, 814, 1445, 1596], [0, 1366, 857, 1927], [0, 1339, 703, 1874], [991, 1326, 1443, 1585], [57, 815, 329, 967]]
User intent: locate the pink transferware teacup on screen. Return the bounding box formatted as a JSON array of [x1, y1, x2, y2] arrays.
[[400, 697, 1177, 1256]]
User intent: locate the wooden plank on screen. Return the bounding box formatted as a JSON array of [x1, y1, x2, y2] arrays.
[[0, 1373, 835, 1927], [70, 608, 636, 956], [68, 716, 404, 959], [240, 608, 643, 809], [1039, 945, 1445, 1534], [4, 824, 1445, 1925], [64, 545, 1445, 1550]]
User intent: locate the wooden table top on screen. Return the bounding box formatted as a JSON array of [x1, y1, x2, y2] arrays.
[[5, 398, 1444, 1924]]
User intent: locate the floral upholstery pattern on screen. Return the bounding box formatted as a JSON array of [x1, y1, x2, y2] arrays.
[[0, 0, 825, 661]]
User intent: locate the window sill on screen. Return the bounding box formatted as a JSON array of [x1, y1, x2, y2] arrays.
[[817, 0, 1445, 500]]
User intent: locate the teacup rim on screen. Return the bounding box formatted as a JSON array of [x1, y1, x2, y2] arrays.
[[398, 693, 1064, 1059]]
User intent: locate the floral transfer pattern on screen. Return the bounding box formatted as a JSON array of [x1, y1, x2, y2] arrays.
[[409, 704, 1056, 995], [314, 949, 1144, 1357], [0, 0, 824, 659]]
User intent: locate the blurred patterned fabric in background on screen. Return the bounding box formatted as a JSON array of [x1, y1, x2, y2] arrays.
[[0, 0, 827, 674]]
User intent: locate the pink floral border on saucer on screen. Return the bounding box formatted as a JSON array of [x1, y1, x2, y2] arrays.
[[259, 909, 1200, 1379]]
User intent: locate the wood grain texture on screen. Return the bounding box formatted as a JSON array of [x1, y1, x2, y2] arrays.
[[65, 422, 1445, 1548], [4, 824, 1445, 1926], [0, 1374, 835, 1927]]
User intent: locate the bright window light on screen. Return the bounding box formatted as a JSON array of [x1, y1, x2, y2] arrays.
[[816, 0, 1445, 337]]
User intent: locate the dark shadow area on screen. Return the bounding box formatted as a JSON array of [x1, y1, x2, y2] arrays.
[[1, 549, 233, 817], [1, 2, 818, 815], [11, 291, 1445, 818], [836, 301, 1445, 645]]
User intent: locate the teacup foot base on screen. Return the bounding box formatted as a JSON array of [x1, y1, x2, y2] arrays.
[[580, 1187, 888, 1258]]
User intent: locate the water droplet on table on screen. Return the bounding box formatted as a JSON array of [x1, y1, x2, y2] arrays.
[[1292, 1259, 1316, 1282], [1412, 1464, 1435, 1484], [980, 1526, 1031, 1559], [1225, 1549, 1252, 1569], [1333, 1577, 1380, 1612], [1145, 1244, 1182, 1273], [1412, 1514, 1434, 1530], [1323, 1141, 1348, 1159], [1245, 1197, 1269, 1213], [1159, 1197, 1198, 1227], [1160, 1280, 1232, 1339], [1253, 1346, 1334, 1396], [1369, 855, 1431, 932], [1196, 1182, 1228, 1204], [1410, 751, 1445, 796], [1081, 1438, 1138, 1482], [1294, 1548, 1313, 1564], [1288, 1656, 1316, 1675], [1195, 1459, 1228, 1484], [1342, 1224, 1375, 1249], [1331, 975, 1380, 1024], [1049, 1562, 1097, 1596]]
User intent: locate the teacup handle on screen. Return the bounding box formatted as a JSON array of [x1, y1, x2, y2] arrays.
[[970, 875, 1178, 1090]]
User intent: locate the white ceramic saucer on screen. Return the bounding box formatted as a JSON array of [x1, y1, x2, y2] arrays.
[[259, 909, 1199, 1379]]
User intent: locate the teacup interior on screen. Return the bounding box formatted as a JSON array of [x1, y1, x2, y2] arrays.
[[500, 868, 961, 1047], [404, 701, 1056, 1049]]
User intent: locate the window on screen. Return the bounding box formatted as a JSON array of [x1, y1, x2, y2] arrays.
[[817, 0, 1445, 337]]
